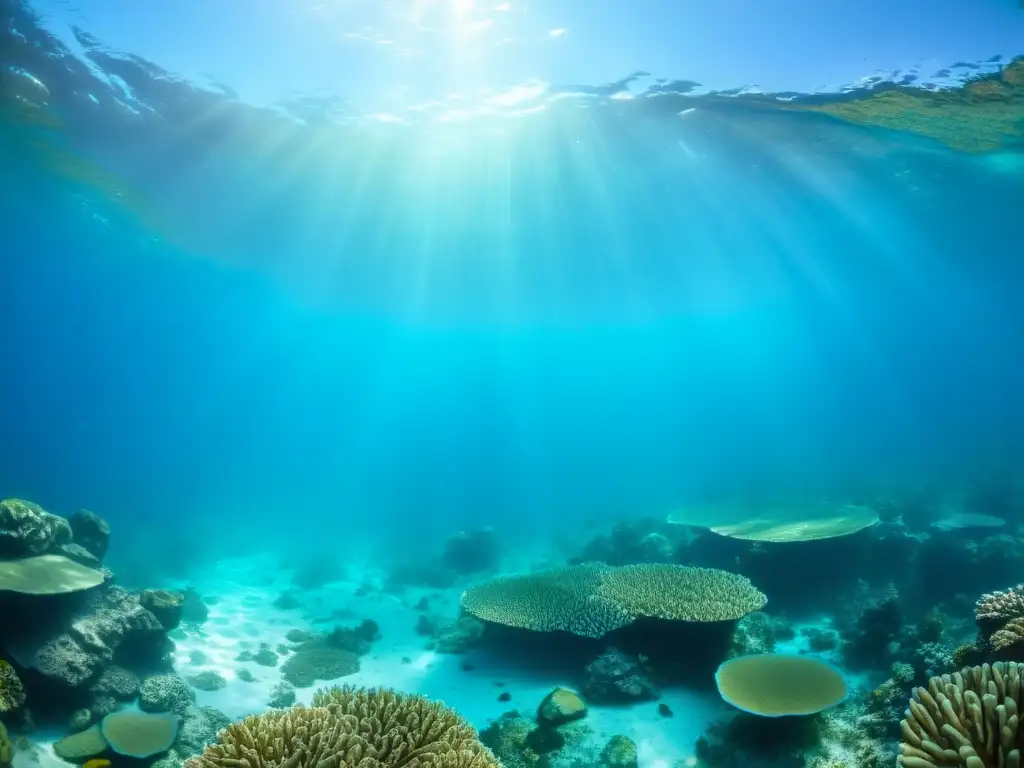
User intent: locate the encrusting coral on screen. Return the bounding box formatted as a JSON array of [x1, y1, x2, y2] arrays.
[[898, 661, 1024, 768], [186, 686, 501, 768], [460, 562, 766, 638]]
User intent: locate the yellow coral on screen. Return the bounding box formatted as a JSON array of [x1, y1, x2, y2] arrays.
[[188, 689, 500, 768], [898, 661, 1024, 768]]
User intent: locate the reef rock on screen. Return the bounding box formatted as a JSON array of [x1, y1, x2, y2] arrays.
[[5, 586, 167, 689], [140, 589, 184, 631], [0, 499, 72, 557], [583, 648, 658, 703], [67, 510, 110, 562], [139, 674, 195, 714]]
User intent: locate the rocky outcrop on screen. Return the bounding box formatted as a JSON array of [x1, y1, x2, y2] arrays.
[[67, 510, 110, 561], [6, 586, 168, 689], [0, 499, 72, 557]]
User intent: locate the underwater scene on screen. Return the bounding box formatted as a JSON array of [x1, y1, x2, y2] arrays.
[[3, 1, 1024, 768]]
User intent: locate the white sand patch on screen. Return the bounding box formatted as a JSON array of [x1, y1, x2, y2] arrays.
[[161, 556, 726, 768], [12, 732, 67, 768]]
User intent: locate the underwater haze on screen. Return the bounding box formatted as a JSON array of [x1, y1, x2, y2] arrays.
[[8, 4, 1024, 768], [2, 0, 1024, 566]]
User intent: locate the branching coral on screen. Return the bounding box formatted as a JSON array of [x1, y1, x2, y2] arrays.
[[898, 661, 1024, 768], [595, 564, 766, 623], [187, 688, 500, 768]]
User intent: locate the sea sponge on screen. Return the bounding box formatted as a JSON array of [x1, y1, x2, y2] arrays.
[[595, 564, 767, 623], [187, 690, 500, 768], [898, 661, 1024, 768], [460, 563, 633, 638], [0, 661, 25, 712], [101, 709, 179, 758], [715, 654, 848, 716]]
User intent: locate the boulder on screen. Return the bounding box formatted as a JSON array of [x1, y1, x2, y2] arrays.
[[6, 586, 167, 689], [0, 499, 72, 557], [68, 510, 110, 561]]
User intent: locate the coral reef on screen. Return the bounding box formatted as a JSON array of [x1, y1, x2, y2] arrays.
[[599, 736, 637, 768], [139, 674, 195, 714], [187, 687, 501, 768], [728, 612, 777, 657], [67, 511, 110, 562], [100, 709, 179, 758], [899, 661, 1024, 768], [0, 499, 73, 557], [461, 562, 765, 638], [0, 661, 25, 713], [280, 639, 359, 687], [536, 688, 587, 727], [841, 587, 904, 669], [324, 618, 380, 655], [139, 590, 184, 631], [582, 648, 658, 704]]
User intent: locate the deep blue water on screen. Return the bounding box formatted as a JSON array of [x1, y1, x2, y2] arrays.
[[2, 1, 1023, 575]]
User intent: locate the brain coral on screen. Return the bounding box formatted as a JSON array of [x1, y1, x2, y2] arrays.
[[460, 563, 633, 638], [595, 564, 767, 623], [101, 709, 179, 758], [715, 654, 847, 717], [898, 661, 1024, 768], [187, 688, 500, 768], [461, 562, 765, 638]]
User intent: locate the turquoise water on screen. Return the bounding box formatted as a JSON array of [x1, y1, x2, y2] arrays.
[[2, 4, 1024, 768]]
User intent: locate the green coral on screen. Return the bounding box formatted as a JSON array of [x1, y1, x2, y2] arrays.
[[0, 661, 25, 712], [279, 639, 359, 688], [479, 713, 548, 768], [186, 689, 500, 768], [0, 722, 12, 768]]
